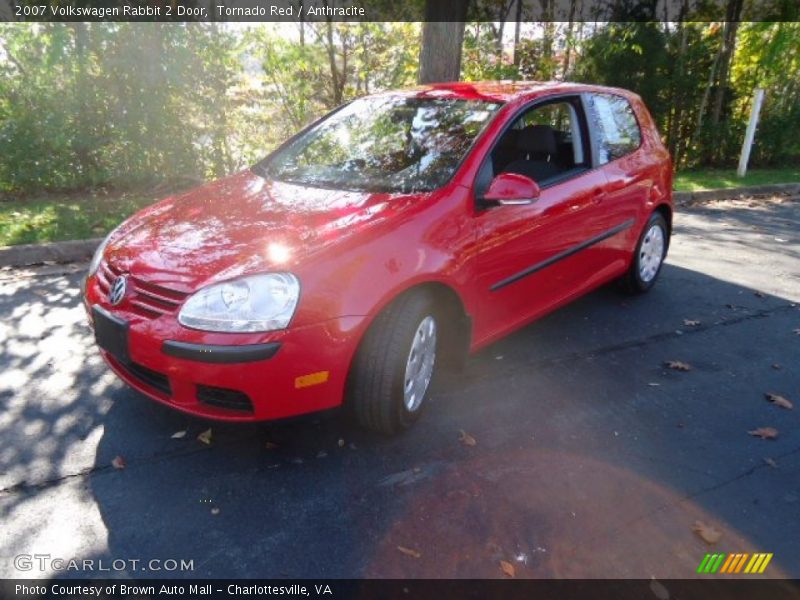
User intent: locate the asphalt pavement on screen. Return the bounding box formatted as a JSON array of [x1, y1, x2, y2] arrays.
[[0, 195, 798, 579]]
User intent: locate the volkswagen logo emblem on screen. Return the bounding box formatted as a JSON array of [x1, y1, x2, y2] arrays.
[[109, 275, 127, 306]]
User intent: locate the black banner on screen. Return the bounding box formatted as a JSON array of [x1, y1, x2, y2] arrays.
[[2, 0, 799, 22], [3, 580, 800, 600]]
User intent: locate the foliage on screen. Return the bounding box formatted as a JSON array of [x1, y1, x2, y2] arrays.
[[575, 23, 670, 117], [731, 22, 800, 166], [0, 20, 798, 198], [527, 21, 800, 169], [0, 22, 419, 195]]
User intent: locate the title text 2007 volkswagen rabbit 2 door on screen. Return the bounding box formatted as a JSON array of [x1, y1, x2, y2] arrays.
[[84, 82, 673, 434]]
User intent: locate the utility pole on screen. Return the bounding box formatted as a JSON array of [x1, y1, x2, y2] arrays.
[[737, 88, 765, 178]]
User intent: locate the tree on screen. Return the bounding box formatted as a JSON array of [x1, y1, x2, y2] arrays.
[[418, 0, 469, 84]]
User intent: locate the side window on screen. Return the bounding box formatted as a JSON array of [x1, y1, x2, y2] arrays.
[[476, 97, 590, 197], [588, 94, 641, 164]]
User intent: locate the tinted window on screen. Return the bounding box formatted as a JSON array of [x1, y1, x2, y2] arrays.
[[517, 102, 573, 132], [477, 97, 589, 196], [589, 94, 641, 164], [262, 95, 502, 194]]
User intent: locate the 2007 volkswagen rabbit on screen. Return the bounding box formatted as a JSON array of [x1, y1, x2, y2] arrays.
[[84, 82, 672, 434]]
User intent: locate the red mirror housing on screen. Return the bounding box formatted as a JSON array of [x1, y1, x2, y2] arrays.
[[482, 172, 540, 205]]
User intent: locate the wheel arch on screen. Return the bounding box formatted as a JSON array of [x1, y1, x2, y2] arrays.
[[653, 203, 673, 250], [350, 279, 473, 376]]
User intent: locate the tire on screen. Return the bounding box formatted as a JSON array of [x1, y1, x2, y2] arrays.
[[620, 212, 669, 294], [348, 292, 439, 435]]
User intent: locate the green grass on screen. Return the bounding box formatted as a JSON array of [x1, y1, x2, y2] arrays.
[[0, 191, 158, 247], [674, 167, 800, 192]]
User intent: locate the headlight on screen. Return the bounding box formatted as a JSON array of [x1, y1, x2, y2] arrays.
[[178, 273, 300, 333], [87, 227, 119, 277]]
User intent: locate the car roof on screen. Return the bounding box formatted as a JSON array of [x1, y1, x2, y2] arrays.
[[381, 81, 638, 106]]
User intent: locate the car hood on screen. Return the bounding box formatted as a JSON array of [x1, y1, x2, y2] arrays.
[[105, 170, 417, 293]]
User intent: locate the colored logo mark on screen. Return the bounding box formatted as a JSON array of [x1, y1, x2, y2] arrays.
[[697, 553, 773, 574]]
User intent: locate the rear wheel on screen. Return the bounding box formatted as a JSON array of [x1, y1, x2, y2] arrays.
[[621, 212, 669, 294], [348, 292, 439, 434]]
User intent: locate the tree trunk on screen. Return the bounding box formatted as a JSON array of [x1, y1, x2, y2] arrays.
[[666, 3, 688, 161], [298, 2, 305, 47], [324, 20, 343, 105], [418, 0, 469, 84], [513, 0, 523, 69], [562, 0, 577, 80], [711, 2, 743, 126], [693, 23, 722, 144], [71, 22, 92, 176]]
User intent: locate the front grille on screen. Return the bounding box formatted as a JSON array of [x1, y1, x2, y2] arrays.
[[124, 361, 172, 396], [97, 260, 188, 319], [197, 385, 254, 413]]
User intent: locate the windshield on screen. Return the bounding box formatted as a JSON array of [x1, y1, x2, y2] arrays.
[[260, 95, 503, 193]]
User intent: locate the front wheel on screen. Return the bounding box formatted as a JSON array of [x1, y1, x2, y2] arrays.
[[620, 212, 669, 294], [348, 292, 439, 434]]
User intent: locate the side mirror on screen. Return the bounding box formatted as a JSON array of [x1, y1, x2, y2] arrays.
[[481, 172, 540, 206]]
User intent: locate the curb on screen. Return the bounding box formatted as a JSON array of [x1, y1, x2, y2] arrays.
[[674, 182, 800, 207], [0, 238, 102, 269]]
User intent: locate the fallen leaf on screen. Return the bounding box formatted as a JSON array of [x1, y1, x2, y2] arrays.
[[197, 428, 213, 445], [171, 430, 187, 439], [765, 393, 793, 410], [664, 360, 692, 371], [754, 291, 766, 298], [793, 328, 800, 336], [748, 427, 779, 440], [396, 546, 421, 559], [683, 319, 701, 327], [772, 363, 782, 370], [316, 451, 328, 459], [337, 438, 345, 448], [264, 441, 279, 449], [211, 507, 220, 515], [764, 457, 778, 468], [459, 430, 477, 446], [111, 455, 126, 470], [499, 560, 516, 578], [692, 521, 722, 544]]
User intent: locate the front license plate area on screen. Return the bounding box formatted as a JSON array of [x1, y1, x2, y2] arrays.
[[93, 305, 130, 365]]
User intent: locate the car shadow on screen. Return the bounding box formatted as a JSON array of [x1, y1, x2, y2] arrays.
[[74, 261, 799, 579], [1, 239, 798, 579]]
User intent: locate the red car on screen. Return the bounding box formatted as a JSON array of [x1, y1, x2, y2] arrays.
[[84, 82, 672, 434]]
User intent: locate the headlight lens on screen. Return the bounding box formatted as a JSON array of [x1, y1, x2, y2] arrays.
[[87, 228, 118, 277], [178, 273, 300, 333]]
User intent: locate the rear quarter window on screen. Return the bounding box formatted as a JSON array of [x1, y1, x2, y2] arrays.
[[588, 93, 642, 164]]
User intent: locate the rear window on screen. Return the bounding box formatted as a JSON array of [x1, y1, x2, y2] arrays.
[[588, 94, 641, 164]]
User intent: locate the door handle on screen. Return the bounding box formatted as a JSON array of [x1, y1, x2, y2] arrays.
[[591, 188, 606, 204]]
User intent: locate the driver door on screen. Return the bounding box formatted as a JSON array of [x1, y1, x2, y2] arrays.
[[472, 96, 609, 345]]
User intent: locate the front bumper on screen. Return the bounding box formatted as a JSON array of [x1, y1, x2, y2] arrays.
[[85, 274, 366, 422]]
